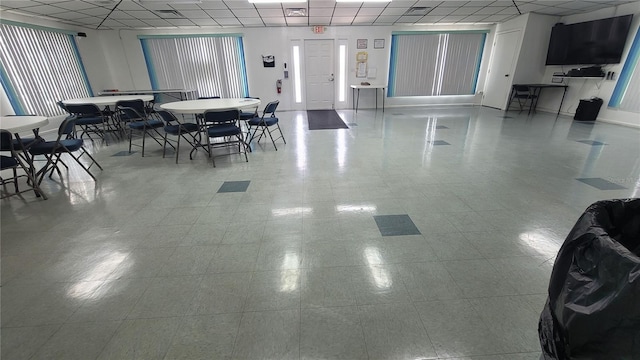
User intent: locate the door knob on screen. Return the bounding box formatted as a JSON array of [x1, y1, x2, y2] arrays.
[[504, 74, 510, 77], [329, 74, 334, 81]]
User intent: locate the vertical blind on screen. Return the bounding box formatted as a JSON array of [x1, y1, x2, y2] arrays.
[[140, 35, 248, 99], [0, 22, 91, 116], [388, 32, 486, 97], [609, 25, 640, 113]]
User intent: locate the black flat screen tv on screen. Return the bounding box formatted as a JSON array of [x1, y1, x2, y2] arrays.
[[545, 14, 634, 65]]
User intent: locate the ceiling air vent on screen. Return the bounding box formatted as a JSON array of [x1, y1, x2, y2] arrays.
[[403, 7, 431, 16], [285, 8, 307, 17], [155, 10, 185, 19]]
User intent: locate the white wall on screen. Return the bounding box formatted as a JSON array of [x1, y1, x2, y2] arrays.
[[512, 13, 560, 84], [534, 1, 640, 128]]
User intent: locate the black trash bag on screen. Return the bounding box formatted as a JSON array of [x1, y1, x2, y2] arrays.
[[539, 198, 640, 359]]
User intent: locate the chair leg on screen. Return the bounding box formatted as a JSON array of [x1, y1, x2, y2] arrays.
[[129, 128, 134, 153], [141, 129, 147, 157], [12, 167, 19, 193], [162, 133, 169, 159], [69, 152, 97, 181], [175, 131, 181, 164], [277, 124, 286, 144], [266, 127, 278, 151]]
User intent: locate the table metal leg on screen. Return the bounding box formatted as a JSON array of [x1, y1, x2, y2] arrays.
[[382, 87, 385, 112], [356, 89, 360, 113]]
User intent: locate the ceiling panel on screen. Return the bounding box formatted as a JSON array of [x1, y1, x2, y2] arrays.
[[0, 0, 635, 30]]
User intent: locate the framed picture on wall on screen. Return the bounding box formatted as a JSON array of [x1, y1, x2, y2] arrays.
[[357, 39, 368, 49], [374, 39, 385, 49]]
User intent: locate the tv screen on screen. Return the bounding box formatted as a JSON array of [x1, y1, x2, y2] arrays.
[[546, 14, 634, 66]]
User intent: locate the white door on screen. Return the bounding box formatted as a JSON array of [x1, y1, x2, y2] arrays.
[[482, 30, 521, 110], [304, 39, 334, 110]]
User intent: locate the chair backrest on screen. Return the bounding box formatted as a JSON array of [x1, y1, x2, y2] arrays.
[[65, 103, 102, 117], [0, 129, 16, 153], [198, 96, 221, 100], [56, 101, 70, 114], [513, 85, 531, 93], [116, 99, 146, 114], [262, 100, 279, 117], [203, 109, 240, 126], [117, 106, 146, 122], [156, 110, 178, 125], [58, 117, 78, 137]]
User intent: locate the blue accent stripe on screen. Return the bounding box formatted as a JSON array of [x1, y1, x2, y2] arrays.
[[471, 33, 487, 94], [388, 35, 398, 97], [140, 39, 159, 91], [609, 26, 640, 107], [70, 35, 94, 96], [238, 37, 249, 97], [0, 64, 25, 115], [392, 30, 490, 35]]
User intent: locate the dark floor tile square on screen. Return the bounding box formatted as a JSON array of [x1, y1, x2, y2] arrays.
[[576, 178, 626, 190], [429, 140, 450, 145], [576, 140, 607, 146], [435, 125, 449, 129], [112, 151, 136, 156], [217, 181, 251, 193], [374, 214, 421, 236]]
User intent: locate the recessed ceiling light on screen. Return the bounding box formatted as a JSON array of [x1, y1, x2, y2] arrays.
[[285, 8, 307, 17], [155, 10, 185, 19], [403, 7, 430, 16]]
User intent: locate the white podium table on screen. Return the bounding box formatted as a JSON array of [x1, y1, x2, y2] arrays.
[[350, 84, 386, 113]]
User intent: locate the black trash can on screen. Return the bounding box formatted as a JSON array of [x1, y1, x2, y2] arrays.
[[574, 97, 603, 121], [538, 198, 640, 359]]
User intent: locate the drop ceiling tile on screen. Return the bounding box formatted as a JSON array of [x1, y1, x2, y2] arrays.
[[142, 19, 174, 26], [239, 17, 264, 25], [216, 17, 241, 25], [427, 7, 456, 15], [517, 3, 548, 12], [263, 17, 286, 25], [137, 3, 173, 10], [199, 1, 229, 10], [475, 6, 505, 14], [331, 16, 355, 24], [438, 15, 467, 22], [53, 2, 99, 11], [20, 4, 67, 15], [388, 0, 424, 7], [557, 1, 600, 9], [309, 0, 336, 6], [115, 2, 146, 11], [118, 19, 151, 27], [482, 14, 513, 21], [451, 6, 482, 15], [286, 17, 308, 25], [127, 10, 160, 19], [361, 2, 389, 7], [100, 19, 126, 27], [413, 0, 445, 6], [498, 7, 520, 14], [224, 0, 258, 9], [335, 2, 362, 8], [79, 7, 112, 16], [0, 1, 42, 9], [463, 14, 490, 22], [109, 10, 135, 20], [418, 15, 445, 22], [232, 8, 259, 17], [254, 3, 285, 9], [167, 4, 202, 10], [357, 7, 385, 16], [167, 18, 196, 26], [308, 7, 333, 16], [488, 0, 518, 5], [205, 9, 235, 17], [191, 18, 219, 26], [333, 7, 359, 16], [309, 16, 332, 24], [466, 0, 495, 5], [376, 15, 402, 22], [532, 1, 572, 5], [535, 6, 571, 15], [258, 8, 284, 17], [382, 7, 409, 15], [176, 10, 211, 18], [50, 12, 93, 20], [396, 15, 423, 23]]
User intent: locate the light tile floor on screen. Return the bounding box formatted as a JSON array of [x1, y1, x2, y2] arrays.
[[2, 106, 639, 359]]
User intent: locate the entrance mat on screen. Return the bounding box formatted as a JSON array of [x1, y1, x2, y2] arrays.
[[307, 110, 349, 130]]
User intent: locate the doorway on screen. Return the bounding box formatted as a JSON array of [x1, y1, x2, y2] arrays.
[[482, 30, 521, 110], [304, 39, 335, 110]]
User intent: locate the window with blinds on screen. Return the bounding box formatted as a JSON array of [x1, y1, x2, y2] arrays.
[[140, 35, 249, 99], [388, 32, 486, 97], [0, 22, 92, 116], [609, 26, 640, 113]]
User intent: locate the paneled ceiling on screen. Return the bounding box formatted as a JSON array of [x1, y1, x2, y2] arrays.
[[0, 0, 635, 30]]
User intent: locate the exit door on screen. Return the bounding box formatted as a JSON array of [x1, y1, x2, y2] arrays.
[[483, 30, 521, 110], [304, 39, 334, 110]]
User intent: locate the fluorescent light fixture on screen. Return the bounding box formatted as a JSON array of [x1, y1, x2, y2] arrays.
[[338, 44, 346, 102], [293, 45, 302, 103], [248, 0, 306, 3], [285, 8, 307, 17], [336, 0, 391, 2]]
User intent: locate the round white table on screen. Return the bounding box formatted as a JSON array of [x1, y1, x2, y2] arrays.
[[62, 95, 154, 107], [160, 98, 261, 114], [0, 115, 49, 133]]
